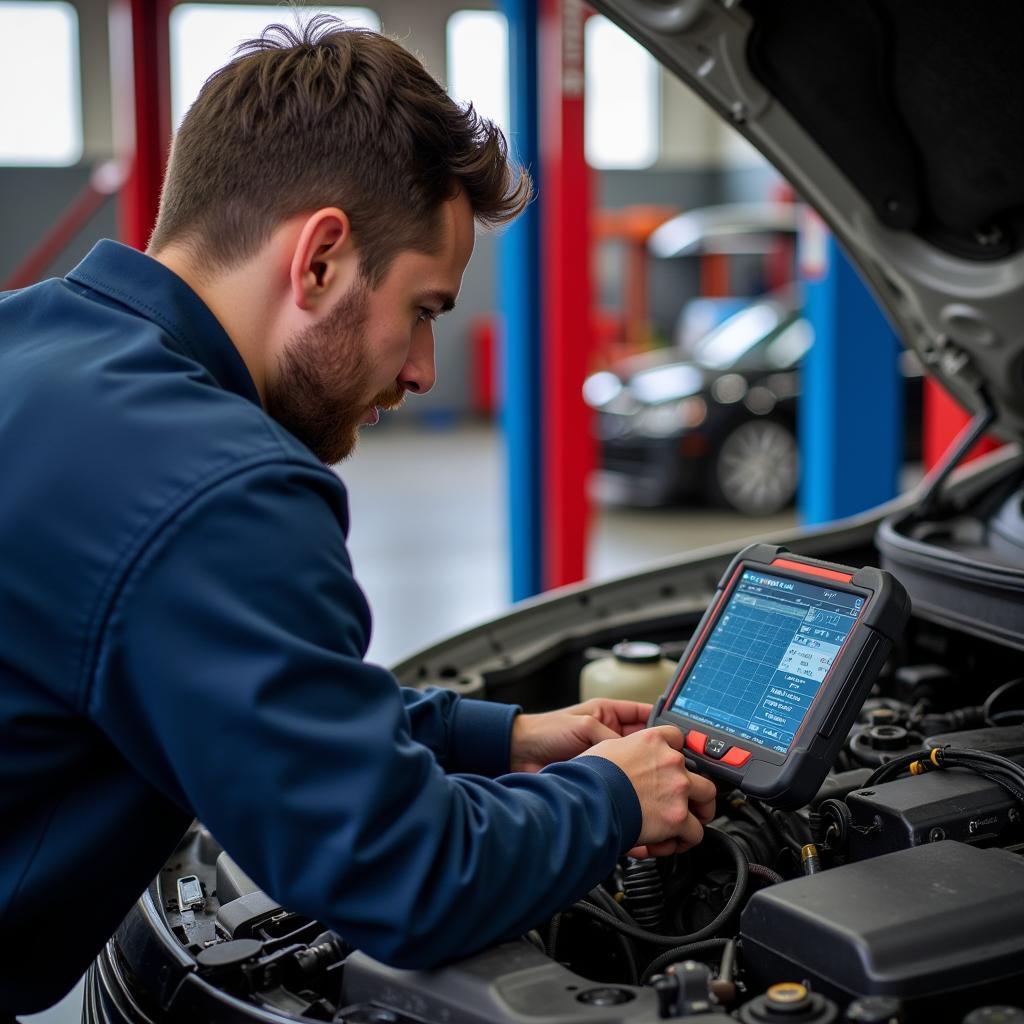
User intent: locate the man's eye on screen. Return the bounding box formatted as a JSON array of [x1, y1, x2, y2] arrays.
[[416, 308, 438, 324]]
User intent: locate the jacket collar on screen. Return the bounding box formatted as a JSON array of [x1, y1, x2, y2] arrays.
[[67, 240, 262, 407]]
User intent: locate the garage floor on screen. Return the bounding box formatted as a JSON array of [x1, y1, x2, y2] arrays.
[[341, 421, 797, 666], [25, 420, 796, 1024]]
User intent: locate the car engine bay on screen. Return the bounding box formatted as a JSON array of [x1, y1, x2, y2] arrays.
[[87, 485, 1024, 1024]]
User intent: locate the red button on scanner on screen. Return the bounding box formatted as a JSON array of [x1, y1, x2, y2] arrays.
[[685, 730, 708, 755], [720, 746, 751, 767]]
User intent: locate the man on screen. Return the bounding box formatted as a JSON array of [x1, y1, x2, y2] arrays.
[[0, 19, 715, 1015]]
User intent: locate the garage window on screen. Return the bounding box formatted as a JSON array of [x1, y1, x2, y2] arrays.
[[170, 4, 381, 129], [585, 14, 658, 169], [446, 10, 510, 141], [0, 1, 81, 166]]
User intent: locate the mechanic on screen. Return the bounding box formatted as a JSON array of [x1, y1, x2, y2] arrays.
[[0, 20, 716, 1017]]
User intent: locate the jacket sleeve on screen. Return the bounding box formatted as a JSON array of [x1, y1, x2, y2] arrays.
[[399, 687, 520, 777], [87, 459, 641, 969]]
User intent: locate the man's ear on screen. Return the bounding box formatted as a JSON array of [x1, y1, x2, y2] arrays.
[[289, 208, 358, 312]]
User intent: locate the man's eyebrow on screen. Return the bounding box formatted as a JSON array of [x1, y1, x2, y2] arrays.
[[420, 290, 457, 314]]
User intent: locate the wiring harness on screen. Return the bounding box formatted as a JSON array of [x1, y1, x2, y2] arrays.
[[866, 744, 1024, 803]]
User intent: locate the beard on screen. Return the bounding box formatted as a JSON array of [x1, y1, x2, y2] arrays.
[[266, 281, 405, 465]]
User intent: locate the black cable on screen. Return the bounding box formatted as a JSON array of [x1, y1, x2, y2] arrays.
[[942, 749, 1024, 799], [865, 750, 925, 786], [567, 827, 749, 948], [743, 796, 796, 855], [580, 889, 640, 985], [640, 938, 730, 984], [547, 913, 562, 960], [983, 678, 1024, 726], [971, 766, 1024, 804], [946, 748, 1024, 788], [589, 885, 636, 925], [769, 810, 804, 855], [866, 746, 1024, 801]]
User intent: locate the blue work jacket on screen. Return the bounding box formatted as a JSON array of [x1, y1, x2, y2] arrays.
[[0, 241, 641, 1014]]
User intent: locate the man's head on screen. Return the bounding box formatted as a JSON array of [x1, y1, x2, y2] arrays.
[[149, 16, 529, 462]]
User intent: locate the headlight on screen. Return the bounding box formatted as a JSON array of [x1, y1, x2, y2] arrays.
[[634, 397, 708, 438]]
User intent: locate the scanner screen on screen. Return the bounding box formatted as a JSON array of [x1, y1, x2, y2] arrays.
[[670, 570, 864, 754]]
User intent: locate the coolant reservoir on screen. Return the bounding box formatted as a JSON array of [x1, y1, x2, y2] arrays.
[[579, 641, 677, 705]]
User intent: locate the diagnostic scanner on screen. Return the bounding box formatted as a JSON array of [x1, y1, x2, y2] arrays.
[[651, 543, 910, 809]]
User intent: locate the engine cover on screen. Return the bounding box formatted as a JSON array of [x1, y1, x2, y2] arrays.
[[844, 769, 1023, 859], [740, 842, 1024, 1010]]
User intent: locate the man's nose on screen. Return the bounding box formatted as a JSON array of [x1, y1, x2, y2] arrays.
[[399, 328, 436, 395]]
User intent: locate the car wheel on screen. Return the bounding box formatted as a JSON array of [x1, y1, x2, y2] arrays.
[[712, 418, 799, 515]]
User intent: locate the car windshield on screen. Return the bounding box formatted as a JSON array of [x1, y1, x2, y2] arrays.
[[691, 302, 785, 369]]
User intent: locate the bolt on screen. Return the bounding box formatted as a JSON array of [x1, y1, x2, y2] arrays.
[[1009, 808, 1021, 824], [929, 827, 946, 843]]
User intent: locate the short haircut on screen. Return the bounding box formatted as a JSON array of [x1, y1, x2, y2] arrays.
[[149, 15, 531, 283]]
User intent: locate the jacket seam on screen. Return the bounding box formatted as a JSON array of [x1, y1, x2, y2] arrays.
[[68, 269, 208, 365]]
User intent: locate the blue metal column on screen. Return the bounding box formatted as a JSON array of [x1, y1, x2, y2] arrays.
[[798, 226, 902, 524], [497, 0, 542, 600]]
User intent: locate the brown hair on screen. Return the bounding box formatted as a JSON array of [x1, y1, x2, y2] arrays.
[[149, 15, 531, 283]]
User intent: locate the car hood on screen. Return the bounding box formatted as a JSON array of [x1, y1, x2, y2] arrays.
[[588, 0, 1024, 441]]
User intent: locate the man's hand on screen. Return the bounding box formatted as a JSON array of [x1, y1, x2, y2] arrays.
[[583, 726, 718, 857], [509, 698, 653, 773]]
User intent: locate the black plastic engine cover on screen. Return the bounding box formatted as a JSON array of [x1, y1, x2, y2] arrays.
[[844, 769, 1023, 859], [740, 842, 1024, 1005]]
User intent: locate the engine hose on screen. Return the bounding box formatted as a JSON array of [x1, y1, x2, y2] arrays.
[[623, 858, 663, 929], [569, 826, 749, 948], [640, 938, 730, 984], [747, 862, 784, 886]]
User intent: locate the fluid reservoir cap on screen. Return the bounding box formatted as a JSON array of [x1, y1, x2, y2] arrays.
[[863, 707, 899, 726], [867, 725, 909, 751], [576, 987, 635, 1006], [768, 983, 809, 1005], [612, 641, 663, 664], [196, 938, 263, 972]]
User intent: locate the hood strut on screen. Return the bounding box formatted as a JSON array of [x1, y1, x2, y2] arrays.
[[917, 401, 997, 520]]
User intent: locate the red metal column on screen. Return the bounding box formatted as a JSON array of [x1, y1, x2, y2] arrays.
[[539, 0, 593, 589], [110, 0, 173, 250], [923, 379, 1000, 470]]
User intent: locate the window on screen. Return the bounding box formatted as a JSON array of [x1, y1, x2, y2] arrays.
[[169, 4, 380, 129], [446, 10, 509, 141], [0, 1, 81, 165], [584, 14, 658, 169]]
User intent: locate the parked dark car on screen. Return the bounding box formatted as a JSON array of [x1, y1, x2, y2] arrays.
[[587, 295, 923, 515], [86, 1, 1024, 1022]]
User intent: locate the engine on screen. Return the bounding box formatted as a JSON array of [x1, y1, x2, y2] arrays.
[[87, 619, 1024, 1024]]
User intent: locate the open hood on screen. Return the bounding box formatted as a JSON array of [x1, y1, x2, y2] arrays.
[[589, 0, 1024, 442]]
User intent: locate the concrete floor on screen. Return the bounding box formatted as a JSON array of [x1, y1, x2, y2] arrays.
[[26, 420, 796, 1024]]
